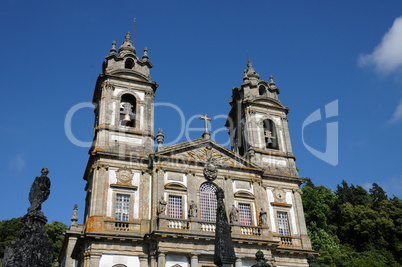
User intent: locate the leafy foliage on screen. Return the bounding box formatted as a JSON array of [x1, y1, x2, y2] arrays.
[[0, 218, 67, 262], [302, 178, 402, 266]]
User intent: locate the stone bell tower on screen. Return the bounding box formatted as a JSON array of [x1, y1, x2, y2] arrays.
[[91, 32, 158, 157], [226, 60, 298, 177], [82, 31, 157, 235]]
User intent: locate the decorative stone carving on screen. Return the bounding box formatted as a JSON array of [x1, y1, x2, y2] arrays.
[[251, 251, 271, 267], [259, 208, 268, 226], [214, 187, 236, 267], [203, 159, 217, 181], [273, 188, 286, 203], [188, 200, 197, 219], [157, 196, 167, 216], [116, 166, 132, 184], [229, 204, 239, 224], [2, 169, 53, 267], [71, 204, 78, 226]]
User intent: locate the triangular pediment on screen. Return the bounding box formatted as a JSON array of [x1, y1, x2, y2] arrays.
[[156, 138, 261, 171]]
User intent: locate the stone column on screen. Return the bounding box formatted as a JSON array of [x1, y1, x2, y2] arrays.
[[140, 255, 148, 267], [293, 188, 312, 249], [157, 252, 166, 267], [190, 254, 199, 267], [235, 257, 243, 267]]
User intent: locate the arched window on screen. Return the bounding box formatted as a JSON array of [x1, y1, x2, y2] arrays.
[[259, 85, 266, 96], [200, 183, 217, 222], [125, 58, 134, 69], [263, 119, 278, 149], [119, 94, 136, 127]]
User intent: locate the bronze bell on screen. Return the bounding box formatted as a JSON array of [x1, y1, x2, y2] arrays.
[[122, 113, 131, 125]]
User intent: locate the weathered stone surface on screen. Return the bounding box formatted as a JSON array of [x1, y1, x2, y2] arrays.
[[214, 187, 236, 267], [2, 169, 53, 267]]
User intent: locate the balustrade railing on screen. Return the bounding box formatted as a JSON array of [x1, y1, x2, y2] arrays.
[[240, 225, 262, 236], [280, 236, 293, 246], [200, 222, 216, 232], [167, 219, 189, 229]]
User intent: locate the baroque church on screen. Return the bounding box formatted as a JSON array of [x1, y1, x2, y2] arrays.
[[59, 31, 314, 267]]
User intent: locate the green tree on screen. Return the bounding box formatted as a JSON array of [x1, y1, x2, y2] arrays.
[[0, 217, 23, 258], [44, 220, 68, 261]]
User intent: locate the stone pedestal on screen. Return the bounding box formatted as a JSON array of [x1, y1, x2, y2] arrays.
[[2, 212, 53, 267]]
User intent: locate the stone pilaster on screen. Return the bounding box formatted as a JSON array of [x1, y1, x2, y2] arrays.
[[140, 255, 148, 267], [235, 257, 243, 267], [293, 188, 311, 249], [157, 252, 166, 267], [190, 254, 199, 267]]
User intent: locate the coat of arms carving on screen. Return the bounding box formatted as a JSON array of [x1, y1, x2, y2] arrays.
[[203, 159, 217, 181], [117, 166, 132, 184]]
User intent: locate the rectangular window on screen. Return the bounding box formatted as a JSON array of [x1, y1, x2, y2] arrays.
[[168, 195, 182, 219], [277, 212, 290, 236], [115, 194, 130, 221], [238, 203, 252, 225]]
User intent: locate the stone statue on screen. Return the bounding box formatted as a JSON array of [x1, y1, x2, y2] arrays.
[[27, 168, 51, 214], [2, 168, 53, 267], [188, 200, 197, 219], [157, 196, 167, 216], [229, 204, 239, 224], [259, 208, 268, 226], [214, 187, 236, 267], [251, 250, 271, 267], [307, 253, 317, 267]]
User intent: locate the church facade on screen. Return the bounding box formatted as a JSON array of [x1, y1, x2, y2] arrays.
[[59, 32, 314, 267]]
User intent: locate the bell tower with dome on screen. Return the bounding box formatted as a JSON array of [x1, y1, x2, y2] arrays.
[[226, 60, 298, 177]]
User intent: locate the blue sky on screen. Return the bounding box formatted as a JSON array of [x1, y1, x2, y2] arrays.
[[1, 1, 401, 226]]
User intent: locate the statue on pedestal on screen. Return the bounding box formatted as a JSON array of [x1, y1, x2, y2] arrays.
[[2, 168, 54, 267]]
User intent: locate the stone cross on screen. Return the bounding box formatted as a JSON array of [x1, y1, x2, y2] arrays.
[[199, 113, 212, 133], [199, 113, 212, 139]]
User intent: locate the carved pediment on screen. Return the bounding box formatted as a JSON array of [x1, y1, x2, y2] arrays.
[[157, 139, 260, 171]]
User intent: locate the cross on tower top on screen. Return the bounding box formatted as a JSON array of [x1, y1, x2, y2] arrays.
[[199, 113, 212, 139]]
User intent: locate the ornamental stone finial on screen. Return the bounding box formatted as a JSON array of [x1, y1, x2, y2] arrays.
[[119, 31, 136, 55], [244, 59, 260, 80], [143, 47, 149, 61], [155, 128, 164, 152], [269, 75, 278, 91], [71, 204, 78, 226], [110, 40, 117, 54]]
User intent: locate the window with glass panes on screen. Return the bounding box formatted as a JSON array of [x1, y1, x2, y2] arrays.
[[168, 195, 182, 219], [200, 183, 217, 222], [238, 203, 252, 225], [115, 194, 130, 221], [277, 211, 290, 236]]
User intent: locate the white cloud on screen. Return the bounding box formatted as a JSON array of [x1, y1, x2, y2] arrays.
[[358, 16, 402, 75], [389, 98, 402, 124], [9, 154, 26, 171]]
